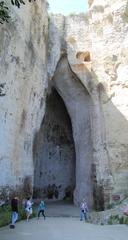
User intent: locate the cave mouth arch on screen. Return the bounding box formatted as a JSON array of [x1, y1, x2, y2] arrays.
[[51, 56, 94, 208], [33, 56, 95, 208], [33, 88, 76, 201]]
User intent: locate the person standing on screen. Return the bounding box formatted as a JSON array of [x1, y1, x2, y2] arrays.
[[10, 197, 19, 228], [38, 200, 46, 220], [25, 197, 33, 221], [80, 199, 88, 221]]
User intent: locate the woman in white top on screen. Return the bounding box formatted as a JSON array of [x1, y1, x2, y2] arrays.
[[25, 197, 33, 221]]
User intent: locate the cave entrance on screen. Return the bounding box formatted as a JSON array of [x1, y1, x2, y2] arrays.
[[33, 88, 76, 202], [33, 56, 93, 208]]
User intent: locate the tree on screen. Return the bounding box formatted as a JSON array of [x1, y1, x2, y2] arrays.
[[0, 1, 10, 24], [11, 0, 36, 8], [0, 0, 36, 24]]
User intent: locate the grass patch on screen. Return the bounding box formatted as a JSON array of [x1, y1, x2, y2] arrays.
[[0, 204, 37, 228]]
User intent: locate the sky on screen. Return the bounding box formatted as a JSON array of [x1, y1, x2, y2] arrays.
[[48, 0, 88, 15]]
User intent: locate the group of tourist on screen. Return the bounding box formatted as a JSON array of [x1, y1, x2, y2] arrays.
[[10, 197, 88, 228], [10, 197, 46, 229]]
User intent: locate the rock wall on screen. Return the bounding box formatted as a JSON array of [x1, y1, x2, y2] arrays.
[[89, 0, 128, 203], [0, 0, 48, 197], [0, 0, 128, 209], [48, 0, 128, 208]]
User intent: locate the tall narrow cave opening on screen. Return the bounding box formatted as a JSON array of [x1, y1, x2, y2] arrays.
[[33, 88, 76, 201], [51, 56, 94, 208]]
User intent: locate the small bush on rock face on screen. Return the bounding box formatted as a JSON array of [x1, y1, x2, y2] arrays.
[[119, 216, 124, 224], [68, 12, 76, 17], [124, 193, 128, 198], [124, 217, 128, 225], [106, 203, 114, 209], [108, 215, 120, 225], [108, 219, 113, 225]]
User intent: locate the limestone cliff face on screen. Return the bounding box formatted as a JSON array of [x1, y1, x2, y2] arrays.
[[88, 0, 128, 199], [0, 0, 128, 208], [0, 0, 48, 196], [48, 0, 128, 207]]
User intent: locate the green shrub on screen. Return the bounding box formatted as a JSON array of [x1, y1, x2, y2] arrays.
[[0, 1, 10, 24], [0, 204, 37, 228], [108, 215, 120, 225], [107, 215, 128, 225], [124, 217, 128, 225], [119, 216, 124, 224], [68, 12, 76, 17], [108, 217, 113, 225], [106, 203, 114, 209]]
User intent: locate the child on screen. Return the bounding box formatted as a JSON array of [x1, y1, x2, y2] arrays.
[[38, 200, 46, 220]]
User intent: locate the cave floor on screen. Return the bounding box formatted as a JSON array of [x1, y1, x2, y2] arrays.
[[44, 200, 79, 217]]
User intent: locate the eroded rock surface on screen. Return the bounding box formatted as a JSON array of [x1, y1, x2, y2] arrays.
[[0, 0, 128, 210], [0, 0, 48, 197], [48, 0, 128, 208]]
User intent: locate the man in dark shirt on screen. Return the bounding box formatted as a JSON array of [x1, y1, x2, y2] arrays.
[[10, 197, 19, 228]]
